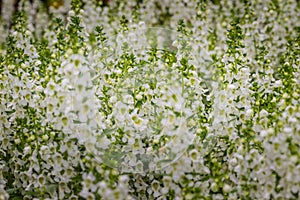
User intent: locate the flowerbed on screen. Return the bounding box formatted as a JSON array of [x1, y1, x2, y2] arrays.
[[0, 0, 300, 199]]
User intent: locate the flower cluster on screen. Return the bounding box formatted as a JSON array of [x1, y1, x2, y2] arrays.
[[0, 0, 300, 199]]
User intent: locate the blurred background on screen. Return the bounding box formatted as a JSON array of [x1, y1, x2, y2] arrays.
[[0, 0, 111, 12]]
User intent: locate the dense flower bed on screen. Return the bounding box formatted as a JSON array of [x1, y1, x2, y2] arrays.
[[0, 0, 300, 199]]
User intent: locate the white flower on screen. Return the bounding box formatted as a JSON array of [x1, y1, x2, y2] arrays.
[[210, 182, 218, 192], [259, 109, 269, 118], [82, 173, 97, 192], [24, 146, 32, 155], [44, 80, 56, 96], [129, 109, 148, 131], [123, 94, 134, 105], [109, 95, 117, 104], [0, 185, 9, 200], [245, 109, 253, 117], [112, 101, 130, 125], [189, 149, 199, 162], [97, 134, 111, 149], [223, 184, 231, 193]]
